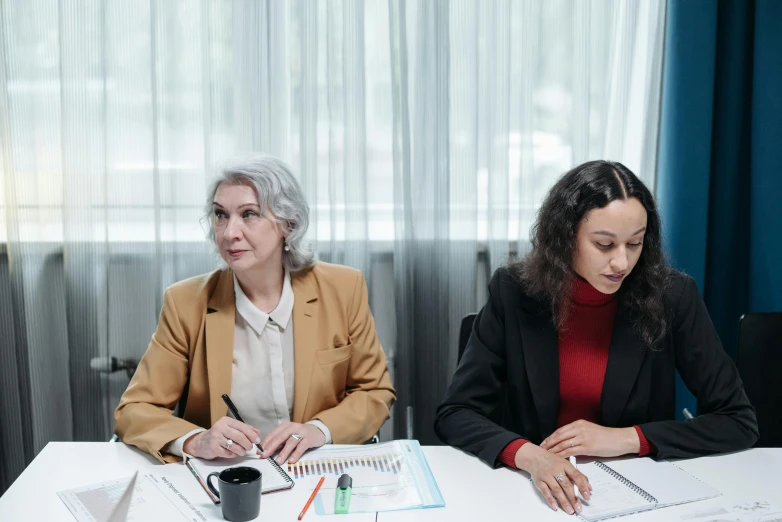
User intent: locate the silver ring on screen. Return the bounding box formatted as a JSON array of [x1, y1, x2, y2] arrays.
[[225, 438, 233, 448], [570, 441, 574, 448], [555, 472, 565, 482], [290, 433, 302, 442]]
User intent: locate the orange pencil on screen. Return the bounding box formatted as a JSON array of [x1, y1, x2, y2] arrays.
[[298, 476, 325, 520]]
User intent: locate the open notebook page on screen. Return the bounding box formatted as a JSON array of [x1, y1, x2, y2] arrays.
[[187, 455, 294, 494], [577, 462, 655, 521], [606, 458, 720, 508]]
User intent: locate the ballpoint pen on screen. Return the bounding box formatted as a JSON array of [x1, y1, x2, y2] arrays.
[[222, 393, 265, 453], [569, 456, 583, 500]]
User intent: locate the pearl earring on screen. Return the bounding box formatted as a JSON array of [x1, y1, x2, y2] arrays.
[[284, 239, 290, 252]]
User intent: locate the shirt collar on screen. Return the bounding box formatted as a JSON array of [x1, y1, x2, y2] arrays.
[[233, 270, 295, 334]]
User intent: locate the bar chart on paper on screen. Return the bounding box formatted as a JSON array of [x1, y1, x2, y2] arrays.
[[290, 440, 444, 515], [288, 452, 403, 480]]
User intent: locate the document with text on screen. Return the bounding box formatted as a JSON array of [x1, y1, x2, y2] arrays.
[[58, 473, 191, 522]]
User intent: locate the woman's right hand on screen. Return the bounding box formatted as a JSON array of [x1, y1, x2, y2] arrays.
[[514, 443, 591, 514], [182, 416, 261, 460]]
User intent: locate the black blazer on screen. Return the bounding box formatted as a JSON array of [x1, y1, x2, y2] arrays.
[[434, 268, 758, 467]]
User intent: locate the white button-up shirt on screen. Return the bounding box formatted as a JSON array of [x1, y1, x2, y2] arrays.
[[164, 270, 331, 457]]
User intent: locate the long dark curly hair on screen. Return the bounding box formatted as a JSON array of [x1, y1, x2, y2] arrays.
[[510, 160, 671, 349]]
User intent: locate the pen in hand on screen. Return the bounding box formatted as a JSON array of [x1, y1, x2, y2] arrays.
[[569, 456, 584, 501], [221, 393, 265, 454]]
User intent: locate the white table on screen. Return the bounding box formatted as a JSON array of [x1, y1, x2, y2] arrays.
[[376, 446, 782, 522], [2, 443, 780, 522], [0, 442, 375, 521]]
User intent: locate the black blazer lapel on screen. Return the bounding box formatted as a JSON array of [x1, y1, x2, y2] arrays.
[[518, 305, 560, 438], [601, 304, 647, 427]]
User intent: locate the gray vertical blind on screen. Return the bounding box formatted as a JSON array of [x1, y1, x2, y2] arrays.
[[0, 0, 666, 493]]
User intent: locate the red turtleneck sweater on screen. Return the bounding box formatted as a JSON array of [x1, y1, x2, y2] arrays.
[[498, 277, 653, 468]]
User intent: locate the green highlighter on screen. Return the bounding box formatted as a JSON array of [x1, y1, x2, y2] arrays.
[[335, 474, 352, 514]]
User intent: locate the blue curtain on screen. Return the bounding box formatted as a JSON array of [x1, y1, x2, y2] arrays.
[[656, 0, 782, 418]]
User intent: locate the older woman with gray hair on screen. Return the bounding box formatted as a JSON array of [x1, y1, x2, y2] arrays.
[[114, 154, 396, 465]]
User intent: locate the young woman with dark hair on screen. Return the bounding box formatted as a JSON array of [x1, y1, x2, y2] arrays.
[[434, 160, 758, 515]]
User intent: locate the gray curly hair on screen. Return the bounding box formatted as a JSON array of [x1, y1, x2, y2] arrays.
[[203, 153, 316, 272]]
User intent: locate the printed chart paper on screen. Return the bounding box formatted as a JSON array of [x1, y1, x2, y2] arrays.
[[284, 440, 444, 515]]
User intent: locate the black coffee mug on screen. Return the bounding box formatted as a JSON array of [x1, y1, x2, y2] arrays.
[[207, 466, 262, 522]]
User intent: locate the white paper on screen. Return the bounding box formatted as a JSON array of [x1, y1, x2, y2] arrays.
[[148, 472, 236, 521], [58, 473, 189, 522], [577, 462, 655, 521], [106, 471, 137, 522], [609, 458, 721, 507], [186, 454, 292, 495], [281, 440, 443, 515], [677, 499, 782, 522]]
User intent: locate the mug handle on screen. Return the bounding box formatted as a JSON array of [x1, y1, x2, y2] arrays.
[[206, 472, 221, 500]]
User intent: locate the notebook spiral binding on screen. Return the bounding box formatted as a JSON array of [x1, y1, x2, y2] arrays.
[[266, 456, 295, 485], [594, 461, 657, 503]]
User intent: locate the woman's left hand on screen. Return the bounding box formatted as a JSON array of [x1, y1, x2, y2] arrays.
[[540, 420, 640, 458], [259, 422, 327, 464]]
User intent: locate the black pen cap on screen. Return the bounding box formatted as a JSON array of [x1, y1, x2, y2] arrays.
[[337, 474, 352, 489]]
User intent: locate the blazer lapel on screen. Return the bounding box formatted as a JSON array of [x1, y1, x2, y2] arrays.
[[601, 304, 647, 427], [518, 303, 560, 438], [206, 269, 236, 425], [291, 270, 319, 423]]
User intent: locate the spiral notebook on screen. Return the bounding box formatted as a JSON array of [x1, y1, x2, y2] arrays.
[[185, 455, 295, 503], [575, 458, 720, 521]]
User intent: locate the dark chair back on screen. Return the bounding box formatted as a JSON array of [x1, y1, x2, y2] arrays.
[[737, 312, 782, 447], [457, 312, 505, 423], [458, 313, 478, 363]]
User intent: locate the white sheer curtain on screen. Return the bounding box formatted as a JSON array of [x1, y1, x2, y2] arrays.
[[0, 0, 666, 491]]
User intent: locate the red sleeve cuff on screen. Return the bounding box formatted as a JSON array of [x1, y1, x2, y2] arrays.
[[499, 438, 529, 468], [634, 425, 655, 457]]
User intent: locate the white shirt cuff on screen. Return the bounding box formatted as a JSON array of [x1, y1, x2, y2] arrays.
[[163, 428, 206, 458], [307, 420, 332, 444]]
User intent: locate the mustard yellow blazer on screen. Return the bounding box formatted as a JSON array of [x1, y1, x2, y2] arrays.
[[114, 262, 396, 463]]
